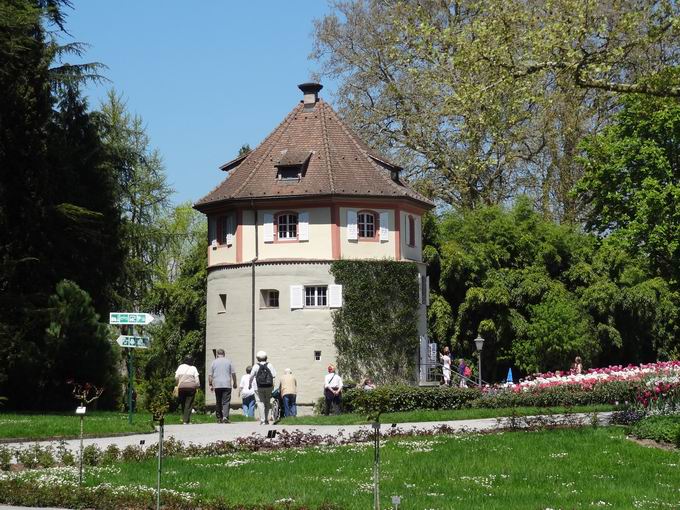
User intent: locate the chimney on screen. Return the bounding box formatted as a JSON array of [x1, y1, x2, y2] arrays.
[[298, 82, 323, 108]]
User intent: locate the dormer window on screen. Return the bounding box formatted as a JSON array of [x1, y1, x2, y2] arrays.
[[278, 167, 300, 181], [275, 149, 312, 182]]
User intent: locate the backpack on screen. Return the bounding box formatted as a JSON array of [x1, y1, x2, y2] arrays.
[[255, 362, 273, 388], [464, 366, 472, 378]]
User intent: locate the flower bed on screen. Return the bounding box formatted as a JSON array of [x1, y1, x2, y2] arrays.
[[341, 362, 680, 414], [509, 361, 680, 392]]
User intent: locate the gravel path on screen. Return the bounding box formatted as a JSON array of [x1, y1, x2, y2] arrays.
[[3, 412, 611, 453]]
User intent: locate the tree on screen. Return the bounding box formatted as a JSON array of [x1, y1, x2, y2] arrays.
[[313, 0, 680, 217], [44, 280, 121, 410], [0, 1, 125, 408], [97, 91, 174, 308], [577, 84, 680, 287], [429, 199, 679, 378]]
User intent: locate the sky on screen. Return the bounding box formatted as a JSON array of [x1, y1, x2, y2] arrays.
[[61, 1, 337, 205]]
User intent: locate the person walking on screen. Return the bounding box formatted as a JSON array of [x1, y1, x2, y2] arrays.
[[279, 368, 298, 417], [208, 348, 237, 423], [239, 366, 256, 417], [323, 364, 343, 415], [175, 356, 200, 424], [249, 351, 276, 425]]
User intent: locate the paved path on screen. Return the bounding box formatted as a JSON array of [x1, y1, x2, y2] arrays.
[[4, 412, 611, 453]]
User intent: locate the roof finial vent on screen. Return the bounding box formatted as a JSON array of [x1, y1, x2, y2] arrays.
[[298, 82, 323, 108]]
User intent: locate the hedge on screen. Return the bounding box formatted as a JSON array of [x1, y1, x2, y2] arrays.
[[339, 380, 641, 415]]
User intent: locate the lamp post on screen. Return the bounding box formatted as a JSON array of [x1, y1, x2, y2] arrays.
[[474, 334, 485, 387]]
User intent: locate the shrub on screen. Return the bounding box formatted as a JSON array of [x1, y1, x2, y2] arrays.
[[82, 444, 102, 466], [344, 385, 482, 415], [610, 409, 645, 426], [56, 441, 75, 466], [0, 446, 12, 471], [101, 444, 120, 465], [630, 415, 680, 445], [16, 444, 55, 469]]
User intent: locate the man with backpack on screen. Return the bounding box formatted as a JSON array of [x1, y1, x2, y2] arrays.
[[248, 350, 277, 425]]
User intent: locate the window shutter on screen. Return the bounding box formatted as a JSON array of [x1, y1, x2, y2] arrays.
[[379, 212, 389, 242], [417, 273, 423, 304], [347, 210, 358, 240], [329, 284, 343, 308], [298, 211, 309, 241], [425, 275, 430, 306], [290, 285, 303, 309], [208, 217, 217, 245], [226, 215, 234, 246], [264, 213, 274, 243]]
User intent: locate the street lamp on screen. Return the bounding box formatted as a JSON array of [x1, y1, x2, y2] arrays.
[[474, 334, 485, 387]]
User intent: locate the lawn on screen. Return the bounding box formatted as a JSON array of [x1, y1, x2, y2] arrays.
[[0, 411, 254, 441], [278, 404, 615, 425], [37, 427, 680, 509]]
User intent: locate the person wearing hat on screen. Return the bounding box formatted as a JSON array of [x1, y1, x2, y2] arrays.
[[323, 364, 343, 415], [249, 351, 277, 425]]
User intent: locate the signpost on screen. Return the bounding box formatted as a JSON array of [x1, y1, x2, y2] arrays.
[[109, 312, 155, 325], [110, 312, 155, 423], [116, 335, 150, 349]]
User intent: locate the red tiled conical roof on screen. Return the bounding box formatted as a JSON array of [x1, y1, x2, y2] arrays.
[[195, 98, 433, 210]]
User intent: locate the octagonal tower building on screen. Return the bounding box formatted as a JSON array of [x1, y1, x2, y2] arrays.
[[194, 83, 434, 408]]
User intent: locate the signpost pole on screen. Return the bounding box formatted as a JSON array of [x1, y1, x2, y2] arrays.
[[128, 348, 134, 424]]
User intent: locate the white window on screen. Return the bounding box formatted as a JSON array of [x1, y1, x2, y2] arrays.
[[260, 289, 279, 308], [357, 211, 376, 238], [217, 293, 227, 314], [277, 212, 298, 240], [305, 286, 328, 307]]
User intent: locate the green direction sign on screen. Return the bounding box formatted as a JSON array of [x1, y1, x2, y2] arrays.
[[109, 312, 154, 325], [116, 335, 150, 349]]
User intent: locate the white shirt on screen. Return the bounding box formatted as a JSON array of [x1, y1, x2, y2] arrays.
[[239, 374, 255, 398], [324, 372, 343, 390], [441, 354, 451, 376], [175, 363, 200, 388]]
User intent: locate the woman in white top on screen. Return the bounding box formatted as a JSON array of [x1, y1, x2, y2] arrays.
[[440, 346, 452, 386], [175, 356, 200, 424], [239, 365, 256, 417]]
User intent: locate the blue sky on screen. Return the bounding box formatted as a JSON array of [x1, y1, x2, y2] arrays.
[[62, 1, 337, 205]]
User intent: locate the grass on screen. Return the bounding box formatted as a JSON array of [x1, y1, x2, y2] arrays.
[[78, 426, 680, 509], [278, 404, 616, 425], [0, 411, 254, 441]]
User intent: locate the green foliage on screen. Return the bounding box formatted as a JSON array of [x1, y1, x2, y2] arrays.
[[98, 90, 174, 309], [330, 260, 420, 383], [578, 84, 680, 289], [0, 3, 124, 411], [430, 199, 680, 379], [343, 380, 637, 415], [344, 385, 481, 415], [630, 415, 680, 446], [44, 280, 121, 409]]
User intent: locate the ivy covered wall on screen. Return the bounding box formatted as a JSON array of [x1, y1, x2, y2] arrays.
[[330, 260, 420, 384]]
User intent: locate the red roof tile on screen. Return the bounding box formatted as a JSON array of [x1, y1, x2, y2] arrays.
[[195, 97, 433, 210]]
